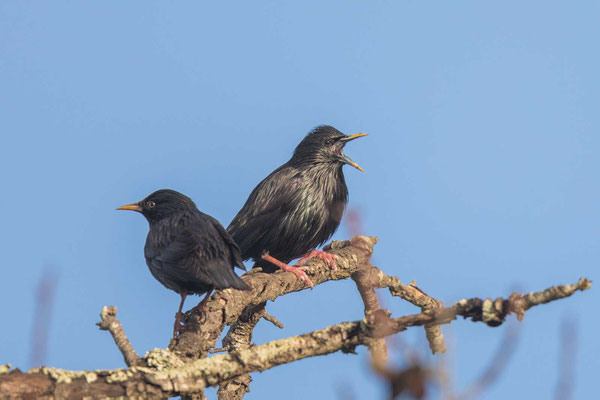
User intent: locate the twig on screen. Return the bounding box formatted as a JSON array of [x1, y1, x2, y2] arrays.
[[507, 278, 591, 321], [449, 278, 591, 326], [96, 306, 142, 367], [209, 347, 228, 354], [376, 273, 446, 353], [262, 312, 284, 329]]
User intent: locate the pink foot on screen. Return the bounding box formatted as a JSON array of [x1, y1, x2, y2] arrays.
[[173, 291, 189, 337], [191, 290, 213, 323], [262, 254, 313, 287], [297, 249, 337, 270]]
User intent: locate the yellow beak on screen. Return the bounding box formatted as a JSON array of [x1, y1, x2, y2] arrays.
[[347, 160, 366, 173], [344, 133, 368, 141], [116, 203, 142, 212]]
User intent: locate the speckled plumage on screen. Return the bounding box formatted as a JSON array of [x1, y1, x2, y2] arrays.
[[227, 125, 365, 272]]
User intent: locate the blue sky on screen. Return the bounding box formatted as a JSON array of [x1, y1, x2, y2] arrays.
[[0, 1, 597, 398]]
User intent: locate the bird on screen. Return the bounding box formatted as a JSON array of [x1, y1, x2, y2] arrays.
[[117, 189, 249, 337], [227, 125, 367, 286]]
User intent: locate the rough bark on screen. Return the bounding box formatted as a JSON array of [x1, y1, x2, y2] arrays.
[[0, 236, 591, 399]]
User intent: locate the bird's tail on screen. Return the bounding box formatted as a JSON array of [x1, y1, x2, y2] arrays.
[[207, 260, 250, 291]]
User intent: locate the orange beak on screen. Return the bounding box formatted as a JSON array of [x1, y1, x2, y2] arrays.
[[116, 203, 142, 212], [343, 133, 368, 141]]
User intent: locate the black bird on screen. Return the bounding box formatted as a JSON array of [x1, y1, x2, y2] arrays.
[[227, 125, 367, 286], [117, 189, 249, 336]]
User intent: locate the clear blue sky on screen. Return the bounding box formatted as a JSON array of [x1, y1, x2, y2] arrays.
[[1, 1, 597, 399]]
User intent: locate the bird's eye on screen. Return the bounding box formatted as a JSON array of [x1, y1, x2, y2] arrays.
[[147, 201, 156, 208], [324, 139, 333, 145]]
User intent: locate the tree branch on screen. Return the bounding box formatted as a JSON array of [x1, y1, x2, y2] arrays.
[[170, 236, 380, 360], [217, 303, 268, 400], [96, 306, 143, 368], [352, 267, 388, 365], [371, 272, 445, 351], [0, 276, 589, 399]]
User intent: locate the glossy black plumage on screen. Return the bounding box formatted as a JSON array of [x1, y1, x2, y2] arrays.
[[118, 189, 248, 335], [227, 125, 366, 274]]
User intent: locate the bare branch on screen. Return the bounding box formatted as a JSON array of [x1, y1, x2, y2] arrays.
[[96, 306, 143, 368], [217, 303, 266, 400], [352, 267, 388, 365], [450, 277, 591, 326], [0, 277, 589, 399], [170, 236, 380, 359], [262, 311, 284, 329], [0, 232, 591, 400], [507, 278, 591, 321], [372, 272, 446, 353]]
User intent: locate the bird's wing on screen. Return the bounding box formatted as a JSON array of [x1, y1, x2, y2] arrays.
[[205, 214, 247, 271], [148, 215, 248, 291], [227, 166, 302, 257]]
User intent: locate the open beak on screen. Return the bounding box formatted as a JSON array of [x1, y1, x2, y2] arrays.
[[339, 155, 366, 172], [339, 133, 368, 172], [116, 203, 142, 212]]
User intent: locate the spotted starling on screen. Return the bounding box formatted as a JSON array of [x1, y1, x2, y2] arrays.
[[227, 125, 367, 286], [117, 189, 249, 336]]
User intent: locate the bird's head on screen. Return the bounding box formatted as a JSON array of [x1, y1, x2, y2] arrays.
[[116, 189, 197, 223], [291, 125, 367, 172]]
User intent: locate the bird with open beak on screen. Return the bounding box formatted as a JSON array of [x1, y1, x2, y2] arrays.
[[117, 189, 249, 337], [227, 125, 367, 286]]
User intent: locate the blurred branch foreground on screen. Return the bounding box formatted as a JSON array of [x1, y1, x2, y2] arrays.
[[0, 236, 591, 399]]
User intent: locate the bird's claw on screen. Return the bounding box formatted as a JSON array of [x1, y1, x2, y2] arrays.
[[279, 263, 313, 287], [262, 253, 314, 287], [173, 312, 184, 337], [297, 249, 337, 270]]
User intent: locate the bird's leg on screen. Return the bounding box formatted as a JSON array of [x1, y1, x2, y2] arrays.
[[261, 253, 313, 287], [192, 289, 213, 322], [174, 291, 188, 337], [297, 249, 337, 270]]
